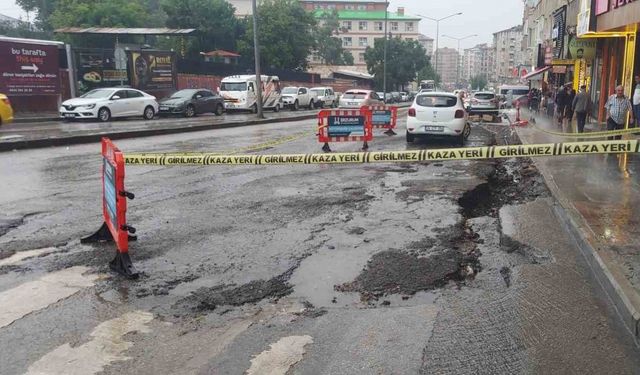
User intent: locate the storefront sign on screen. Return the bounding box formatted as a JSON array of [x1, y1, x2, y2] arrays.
[[551, 59, 575, 65], [612, 0, 636, 10], [568, 37, 597, 60], [545, 46, 553, 65], [577, 9, 591, 36], [595, 0, 609, 14], [552, 66, 567, 74], [0, 41, 60, 96], [129, 51, 177, 91]]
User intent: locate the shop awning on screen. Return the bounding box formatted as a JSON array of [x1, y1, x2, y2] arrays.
[[522, 66, 551, 80]]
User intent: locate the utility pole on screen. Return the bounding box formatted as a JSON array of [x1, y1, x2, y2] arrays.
[[252, 0, 264, 119], [383, 1, 389, 102], [442, 34, 477, 88], [416, 12, 462, 84]]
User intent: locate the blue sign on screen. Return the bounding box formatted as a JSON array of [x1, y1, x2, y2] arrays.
[[103, 159, 117, 229], [372, 110, 392, 126], [328, 116, 365, 137]]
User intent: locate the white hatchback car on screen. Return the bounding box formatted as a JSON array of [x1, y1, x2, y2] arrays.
[[60, 88, 159, 122], [406, 92, 470, 145]]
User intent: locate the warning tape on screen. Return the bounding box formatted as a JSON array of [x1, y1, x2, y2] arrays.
[[124, 140, 638, 166], [530, 122, 640, 138]]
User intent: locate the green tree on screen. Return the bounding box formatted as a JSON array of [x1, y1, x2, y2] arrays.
[[470, 75, 488, 90], [0, 20, 51, 39], [162, 0, 239, 57], [364, 37, 428, 90], [50, 0, 158, 47], [16, 0, 58, 30], [416, 59, 440, 86], [238, 0, 316, 70], [314, 10, 353, 65]]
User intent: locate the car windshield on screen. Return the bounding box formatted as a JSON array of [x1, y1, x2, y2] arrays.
[[474, 93, 495, 100], [170, 90, 197, 99], [220, 82, 247, 91], [343, 92, 367, 99], [416, 95, 457, 107], [80, 89, 114, 99], [513, 89, 529, 95], [310, 89, 324, 95], [282, 87, 298, 94]]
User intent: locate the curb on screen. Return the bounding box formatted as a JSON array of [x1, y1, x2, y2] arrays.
[[0, 114, 317, 152], [13, 116, 60, 124], [517, 128, 640, 343]]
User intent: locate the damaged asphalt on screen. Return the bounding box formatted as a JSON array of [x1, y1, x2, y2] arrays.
[[1, 117, 639, 374]]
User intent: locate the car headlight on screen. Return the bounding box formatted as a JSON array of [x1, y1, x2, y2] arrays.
[[80, 104, 96, 109]]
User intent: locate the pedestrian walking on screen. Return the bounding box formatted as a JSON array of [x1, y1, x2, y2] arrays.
[[633, 75, 640, 127], [605, 85, 634, 140], [572, 85, 592, 133], [565, 85, 576, 128], [555, 85, 569, 127]]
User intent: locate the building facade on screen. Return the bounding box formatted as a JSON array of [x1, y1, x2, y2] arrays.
[[463, 43, 495, 84], [493, 25, 524, 84], [418, 34, 434, 58], [435, 47, 459, 86]]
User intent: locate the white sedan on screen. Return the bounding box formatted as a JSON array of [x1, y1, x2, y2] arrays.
[[60, 88, 159, 122], [406, 92, 470, 146]]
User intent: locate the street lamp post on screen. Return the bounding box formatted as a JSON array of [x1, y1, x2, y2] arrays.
[[383, 1, 388, 103], [416, 12, 462, 80], [252, 0, 264, 119], [442, 34, 477, 88]]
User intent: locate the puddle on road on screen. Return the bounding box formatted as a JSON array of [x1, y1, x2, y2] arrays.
[[0, 266, 100, 329], [0, 247, 57, 267], [25, 311, 153, 375]]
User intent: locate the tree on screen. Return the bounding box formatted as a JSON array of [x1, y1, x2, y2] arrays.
[[162, 0, 239, 57], [364, 37, 428, 90], [16, 0, 58, 30], [50, 0, 159, 47], [417, 59, 440, 86], [470, 75, 488, 90], [314, 10, 353, 65], [237, 0, 316, 71]]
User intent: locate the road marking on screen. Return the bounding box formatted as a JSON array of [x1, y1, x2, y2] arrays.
[[0, 247, 57, 267], [0, 266, 99, 329], [25, 311, 153, 375], [246, 335, 313, 375]]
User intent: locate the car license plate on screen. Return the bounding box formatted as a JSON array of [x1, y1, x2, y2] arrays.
[[424, 126, 443, 132], [64, 113, 75, 118], [349, 102, 358, 106], [160, 106, 169, 111]]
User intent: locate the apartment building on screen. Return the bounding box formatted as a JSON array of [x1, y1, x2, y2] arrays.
[[418, 34, 434, 58], [435, 47, 459, 85], [462, 43, 495, 83], [493, 25, 524, 84]]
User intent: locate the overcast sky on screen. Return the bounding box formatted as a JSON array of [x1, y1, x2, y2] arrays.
[[3, 0, 524, 49]]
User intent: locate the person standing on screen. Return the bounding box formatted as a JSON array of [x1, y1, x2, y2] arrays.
[[605, 85, 634, 140], [565, 85, 576, 130], [572, 85, 592, 133], [555, 85, 568, 127], [633, 75, 640, 127]]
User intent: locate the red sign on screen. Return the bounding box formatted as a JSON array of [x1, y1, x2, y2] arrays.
[[0, 41, 60, 96], [102, 138, 129, 253]]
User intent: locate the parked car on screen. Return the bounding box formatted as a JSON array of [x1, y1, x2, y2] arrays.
[[406, 91, 470, 146], [468, 91, 499, 116], [281, 87, 318, 110], [391, 92, 402, 103], [0, 93, 14, 125], [497, 85, 529, 108], [377, 92, 394, 103], [400, 92, 409, 102], [159, 89, 224, 117], [338, 90, 384, 108], [310, 87, 337, 108], [60, 88, 159, 122], [220, 74, 281, 113]]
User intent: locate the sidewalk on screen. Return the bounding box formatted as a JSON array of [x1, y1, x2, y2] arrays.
[[514, 111, 640, 341]]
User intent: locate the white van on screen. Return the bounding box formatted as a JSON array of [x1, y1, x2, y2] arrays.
[[310, 87, 337, 108], [497, 85, 529, 108], [220, 75, 282, 112]]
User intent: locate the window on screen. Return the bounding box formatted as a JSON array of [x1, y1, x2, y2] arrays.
[[343, 37, 352, 47], [391, 22, 398, 31], [113, 90, 128, 99], [345, 4, 354, 10], [342, 21, 352, 30], [327, 4, 335, 9], [357, 5, 366, 10], [299, 88, 307, 95], [405, 22, 414, 32], [416, 95, 457, 107], [359, 37, 368, 47], [126, 90, 143, 98], [374, 22, 383, 31], [359, 53, 365, 62], [359, 21, 367, 30]]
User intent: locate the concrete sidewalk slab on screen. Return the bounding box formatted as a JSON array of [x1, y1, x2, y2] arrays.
[[513, 111, 640, 342]]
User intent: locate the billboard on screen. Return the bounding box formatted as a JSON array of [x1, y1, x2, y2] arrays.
[[129, 51, 176, 90], [76, 49, 129, 91], [0, 40, 60, 96]]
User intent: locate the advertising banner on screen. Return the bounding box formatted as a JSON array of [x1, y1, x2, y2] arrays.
[[328, 116, 365, 137], [77, 49, 130, 90], [129, 51, 176, 91], [0, 41, 60, 96], [567, 37, 597, 60]]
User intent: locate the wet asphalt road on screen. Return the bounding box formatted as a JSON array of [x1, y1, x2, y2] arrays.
[[1, 112, 639, 374]]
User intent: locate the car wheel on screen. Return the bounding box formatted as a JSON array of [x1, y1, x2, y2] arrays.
[[185, 105, 196, 118], [214, 103, 224, 116], [273, 104, 280, 112], [406, 131, 415, 143], [143, 106, 155, 120], [98, 107, 111, 122], [463, 123, 471, 139], [292, 100, 299, 111], [308, 100, 314, 110], [332, 100, 338, 108]]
